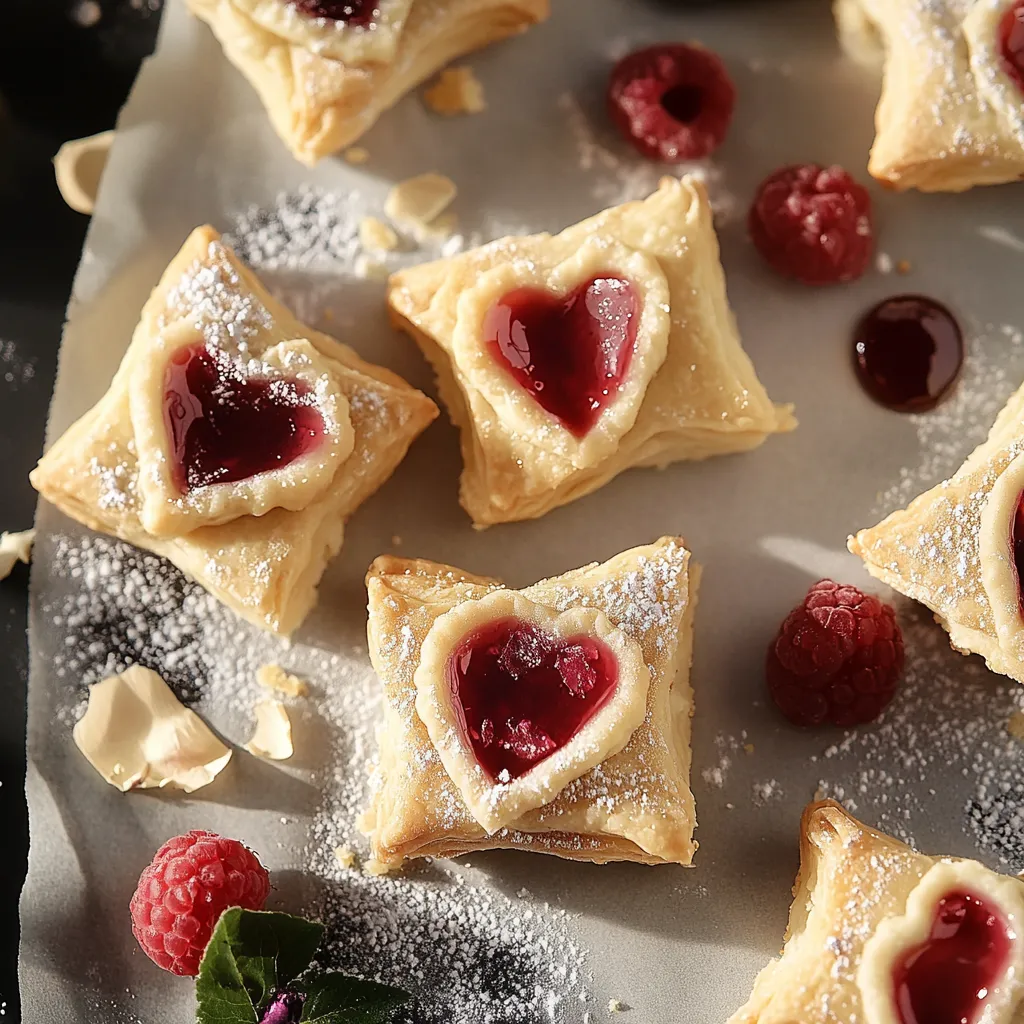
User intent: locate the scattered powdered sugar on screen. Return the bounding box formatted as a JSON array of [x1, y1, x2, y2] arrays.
[[1, 338, 37, 389], [752, 779, 783, 805], [557, 93, 738, 223], [44, 522, 592, 1021], [873, 319, 1024, 516]]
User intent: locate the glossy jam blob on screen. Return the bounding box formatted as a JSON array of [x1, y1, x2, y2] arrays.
[[485, 276, 639, 437], [445, 618, 619, 782], [893, 890, 1012, 1024], [290, 0, 376, 25], [852, 295, 964, 413], [1013, 492, 1024, 611], [162, 343, 326, 493], [999, 0, 1024, 91]]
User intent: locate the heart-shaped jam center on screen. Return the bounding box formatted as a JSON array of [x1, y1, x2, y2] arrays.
[[163, 343, 326, 494], [892, 890, 1011, 1024], [484, 276, 639, 438], [1000, 1, 1024, 91], [445, 618, 619, 783], [289, 0, 376, 25]]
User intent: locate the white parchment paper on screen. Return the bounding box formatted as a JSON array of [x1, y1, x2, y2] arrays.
[[20, 1, 1024, 1021]]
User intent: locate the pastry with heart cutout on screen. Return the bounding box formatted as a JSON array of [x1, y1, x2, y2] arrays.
[[388, 175, 796, 526], [185, 0, 548, 166], [30, 226, 437, 636], [729, 801, 1024, 1024], [360, 536, 699, 868], [835, 0, 1024, 191], [849, 378, 1024, 684]]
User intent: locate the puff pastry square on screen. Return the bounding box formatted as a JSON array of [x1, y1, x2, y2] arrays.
[[186, 0, 550, 165], [850, 379, 1024, 684], [31, 226, 438, 636], [729, 801, 1024, 1023], [387, 175, 796, 527], [360, 536, 699, 869], [835, 0, 1024, 191]]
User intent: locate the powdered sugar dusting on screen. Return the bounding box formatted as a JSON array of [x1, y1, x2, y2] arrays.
[[557, 93, 737, 223]]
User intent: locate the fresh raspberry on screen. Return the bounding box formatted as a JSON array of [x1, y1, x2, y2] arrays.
[[748, 164, 873, 286], [606, 43, 736, 162], [767, 580, 904, 728], [130, 830, 270, 976]]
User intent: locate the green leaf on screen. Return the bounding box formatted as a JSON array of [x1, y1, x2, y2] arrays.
[[299, 972, 409, 1024], [196, 909, 325, 1024]]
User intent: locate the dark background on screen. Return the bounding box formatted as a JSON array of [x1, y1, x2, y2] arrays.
[[0, 2, 163, 1018]]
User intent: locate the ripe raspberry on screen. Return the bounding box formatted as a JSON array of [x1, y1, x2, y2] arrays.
[[767, 580, 904, 728], [130, 830, 270, 976], [748, 164, 873, 286], [607, 43, 736, 162]]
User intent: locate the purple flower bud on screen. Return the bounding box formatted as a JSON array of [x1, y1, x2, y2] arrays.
[[259, 991, 305, 1024]]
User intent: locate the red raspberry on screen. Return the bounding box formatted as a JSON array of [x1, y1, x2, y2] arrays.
[[767, 580, 904, 728], [130, 830, 270, 976], [748, 164, 873, 286], [607, 43, 736, 162]]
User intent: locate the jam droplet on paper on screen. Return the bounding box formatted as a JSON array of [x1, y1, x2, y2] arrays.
[[893, 890, 1011, 1024], [445, 618, 619, 782], [484, 276, 639, 438], [163, 343, 326, 493], [852, 295, 963, 413], [999, 0, 1024, 90]]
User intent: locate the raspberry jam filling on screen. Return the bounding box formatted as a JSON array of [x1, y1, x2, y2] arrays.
[[162, 343, 326, 493], [289, 0, 377, 25], [1013, 492, 1024, 611], [852, 295, 963, 413], [484, 276, 639, 438], [999, 0, 1024, 90], [445, 618, 619, 782], [893, 891, 1011, 1024]]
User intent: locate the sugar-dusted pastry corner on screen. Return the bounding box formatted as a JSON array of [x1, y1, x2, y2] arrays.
[[849, 377, 1024, 684], [185, 0, 549, 165], [30, 225, 437, 636], [361, 536, 700, 870], [834, 0, 1024, 191], [387, 174, 795, 527], [729, 800, 1024, 1023]]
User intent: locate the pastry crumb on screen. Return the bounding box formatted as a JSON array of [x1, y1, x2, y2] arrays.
[[363, 857, 399, 876], [344, 146, 370, 164], [391, 535, 403, 547], [744, 743, 755, 754], [423, 66, 486, 116], [385, 173, 457, 242], [896, 258, 912, 274], [334, 845, 357, 870], [359, 215, 399, 253], [0, 529, 35, 579], [257, 663, 308, 697], [355, 253, 389, 281], [1008, 711, 1024, 741], [608, 999, 629, 1012]]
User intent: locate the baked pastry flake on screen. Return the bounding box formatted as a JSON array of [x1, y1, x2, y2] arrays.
[[849, 378, 1024, 684], [729, 801, 1024, 1024], [360, 537, 699, 868], [185, 0, 549, 165], [387, 175, 796, 526], [31, 226, 438, 636], [835, 0, 1024, 191]]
